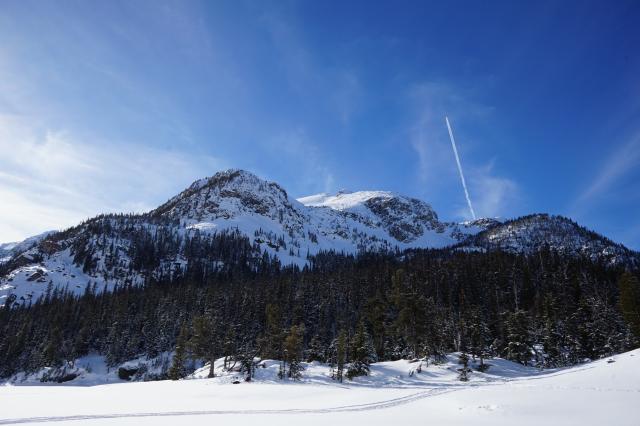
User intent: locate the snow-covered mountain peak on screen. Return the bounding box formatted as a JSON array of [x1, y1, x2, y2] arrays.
[[298, 190, 397, 211], [179, 169, 290, 202], [298, 190, 444, 243], [151, 169, 299, 223], [2, 169, 637, 308], [461, 213, 637, 265]]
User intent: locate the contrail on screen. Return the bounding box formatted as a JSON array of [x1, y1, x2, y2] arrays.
[[445, 116, 476, 220]]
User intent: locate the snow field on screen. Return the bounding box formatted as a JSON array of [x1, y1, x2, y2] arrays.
[[0, 349, 637, 425]]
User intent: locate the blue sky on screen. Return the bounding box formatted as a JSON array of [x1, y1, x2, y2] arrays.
[[0, 0, 639, 249]]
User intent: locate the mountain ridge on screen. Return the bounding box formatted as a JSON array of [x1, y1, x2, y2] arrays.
[[1, 169, 637, 307]]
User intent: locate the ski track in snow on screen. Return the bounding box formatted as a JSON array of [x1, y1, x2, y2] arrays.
[[0, 387, 456, 424], [1, 351, 638, 425]]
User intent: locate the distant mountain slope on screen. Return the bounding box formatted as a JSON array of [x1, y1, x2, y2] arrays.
[[1, 169, 636, 307], [0, 231, 57, 264], [458, 214, 639, 266]]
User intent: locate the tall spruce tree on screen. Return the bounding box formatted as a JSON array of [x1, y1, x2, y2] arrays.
[[332, 330, 347, 383], [505, 310, 532, 366], [188, 315, 217, 378], [168, 325, 190, 380], [346, 321, 376, 379], [283, 325, 304, 380]]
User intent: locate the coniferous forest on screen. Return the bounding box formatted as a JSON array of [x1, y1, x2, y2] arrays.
[[1, 231, 639, 381]]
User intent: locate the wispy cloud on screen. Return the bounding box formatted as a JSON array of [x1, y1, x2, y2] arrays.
[[0, 115, 224, 242], [467, 162, 519, 219], [0, 2, 348, 242], [408, 82, 518, 219], [409, 82, 492, 184], [258, 127, 336, 196], [260, 7, 362, 125], [578, 133, 640, 203], [331, 70, 362, 125]]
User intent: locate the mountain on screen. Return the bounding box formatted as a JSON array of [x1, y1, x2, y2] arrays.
[[0, 231, 57, 264], [149, 169, 485, 254], [1, 169, 636, 307], [460, 214, 637, 265]]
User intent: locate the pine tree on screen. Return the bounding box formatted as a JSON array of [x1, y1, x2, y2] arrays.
[[277, 359, 285, 380], [458, 352, 471, 381], [305, 334, 326, 362], [391, 269, 426, 358], [260, 303, 283, 360], [188, 315, 217, 378], [239, 343, 257, 382], [505, 310, 532, 365], [43, 327, 63, 367], [0, 241, 636, 380], [168, 325, 189, 380], [468, 312, 492, 371], [332, 330, 347, 383], [283, 325, 304, 380], [618, 272, 640, 340], [346, 321, 376, 379]]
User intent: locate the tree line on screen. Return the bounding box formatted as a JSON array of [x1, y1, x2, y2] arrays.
[[1, 242, 639, 381]]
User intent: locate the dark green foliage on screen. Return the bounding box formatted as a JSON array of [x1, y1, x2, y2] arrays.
[[283, 325, 304, 380], [188, 315, 217, 377], [168, 325, 189, 380], [618, 272, 640, 340], [331, 330, 347, 383], [0, 239, 637, 379], [467, 308, 492, 371], [239, 343, 258, 381], [458, 352, 471, 381], [305, 334, 327, 363], [505, 310, 532, 365], [346, 321, 376, 380], [259, 303, 283, 360]]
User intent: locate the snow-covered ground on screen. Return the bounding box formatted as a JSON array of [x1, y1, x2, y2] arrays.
[[1, 349, 637, 425]]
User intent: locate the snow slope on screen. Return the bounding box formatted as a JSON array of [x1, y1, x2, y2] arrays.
[[0, 231, 56, 264], [1, 169, 637, 306], [462, 214, 637, 265], [152, 169, 480, 258], [0, 349, 637, 425], [0, 170, 486, 305]]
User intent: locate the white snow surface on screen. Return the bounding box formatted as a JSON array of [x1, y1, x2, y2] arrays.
[[0, 349, 638, 425], [153, 170, 486, 264], [298, 190, 395, 210], [0, 231, 56, 265], [1, 170, 636, 306]]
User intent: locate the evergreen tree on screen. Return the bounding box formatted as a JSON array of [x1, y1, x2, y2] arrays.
[[332, 330, 347, 383], [458, 352, 471, 381], [305, 334, 326, 362], [239, 343, 258, 382], [188, 315, 217, 378], [505, 310, 532, 365], [283, 325, 304, 380], [618, 272, 640, 340], [42, 327, 64, 367], [468, 310, 492, 371], [168, 325, 189, 380], [0, 243, 635, 379], [260, 303, 283, 360], [346, 321, 376, 379]]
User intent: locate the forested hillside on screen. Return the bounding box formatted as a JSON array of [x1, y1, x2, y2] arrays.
[[2, 239, 638, 380]]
